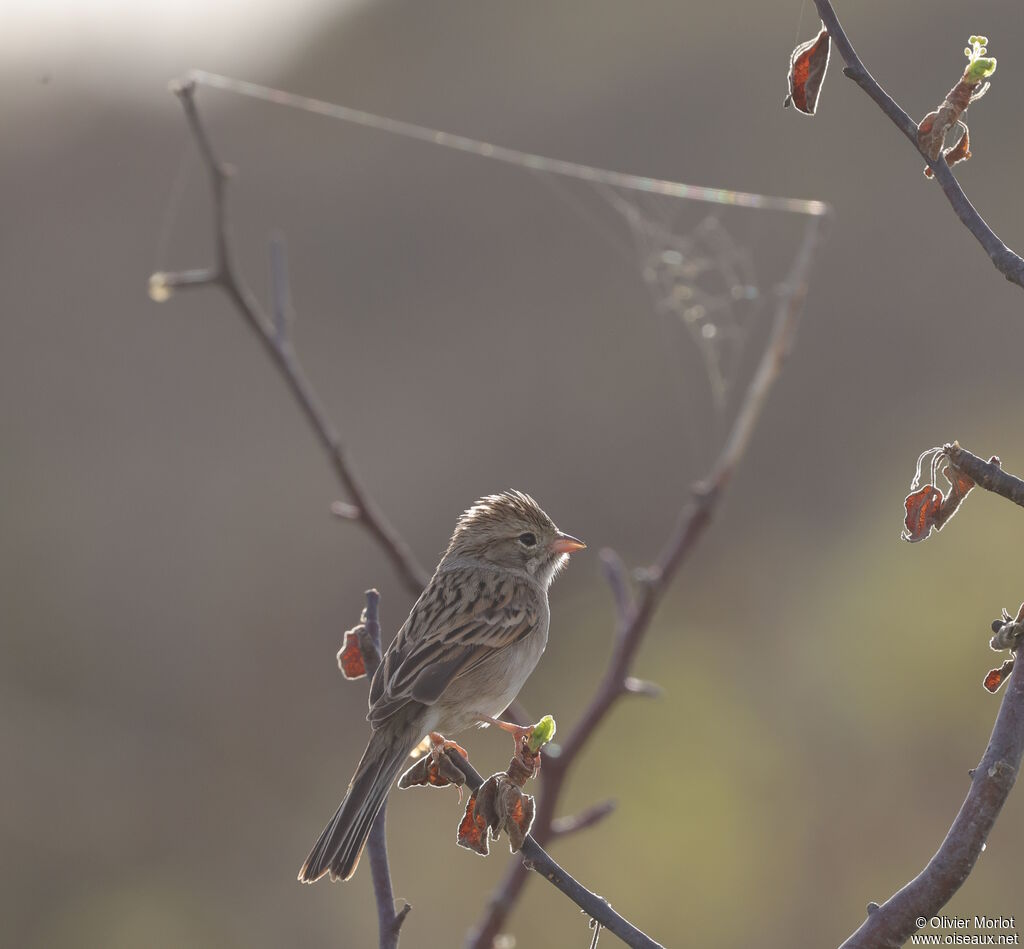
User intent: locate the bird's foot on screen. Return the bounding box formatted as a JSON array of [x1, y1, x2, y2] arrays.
[[428, 732, 469, 761], [427, 732, 469, 802]]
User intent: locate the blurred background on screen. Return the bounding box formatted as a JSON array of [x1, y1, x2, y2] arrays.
[[4, 1, 1024, 946]]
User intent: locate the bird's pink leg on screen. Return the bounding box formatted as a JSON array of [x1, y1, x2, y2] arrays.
[[476, 715, 535, 750], [428, 731, 468, 760]]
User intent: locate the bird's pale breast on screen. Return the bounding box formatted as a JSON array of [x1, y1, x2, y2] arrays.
[[433, 591, 549, 734]]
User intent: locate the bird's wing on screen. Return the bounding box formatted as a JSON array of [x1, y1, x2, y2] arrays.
[[367, 567, 539, 728]]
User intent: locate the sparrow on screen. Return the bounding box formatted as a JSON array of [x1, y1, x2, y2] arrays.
[[298, 490, 585, 883]]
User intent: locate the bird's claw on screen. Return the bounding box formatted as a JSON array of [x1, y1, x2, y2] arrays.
[[428, 732, 469, 761]]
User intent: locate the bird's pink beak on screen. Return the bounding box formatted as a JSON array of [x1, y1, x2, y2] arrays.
[[550, 532, 586, 555]]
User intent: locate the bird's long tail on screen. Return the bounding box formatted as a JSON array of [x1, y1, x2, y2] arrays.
[[298, 719, 420, 883]]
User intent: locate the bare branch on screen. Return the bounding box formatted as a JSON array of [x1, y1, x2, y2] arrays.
[[351, 590, 412, 949], [945, 443, 1024, 510], [268, 234, 291, 346], [811, 0, 1024, 289], [159, 80, 669, 946], [446, 751, 663, 949], [158, 76, 826, 947], [599, 548, 636, 627], [157, 79, 429, 595], [839, 639, 1024, 948], [467, 210, 827, 949], [842, 451, 1024, 944]]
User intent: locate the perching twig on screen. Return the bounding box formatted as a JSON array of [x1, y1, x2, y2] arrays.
[[467, 209, 827, 949], [839, 638, 1024, 948], [157, 77, 824, 948], [153, 79, 429, 596], [810, 0, 1024, 289], [351, 590, 412, 949], [445, 750, 663, 949]]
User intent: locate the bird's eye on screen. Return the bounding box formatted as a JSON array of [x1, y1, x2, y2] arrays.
[[518, 532, 537, 547]]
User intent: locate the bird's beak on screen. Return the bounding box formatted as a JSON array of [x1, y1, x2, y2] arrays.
[[550, 532, 586, 555]]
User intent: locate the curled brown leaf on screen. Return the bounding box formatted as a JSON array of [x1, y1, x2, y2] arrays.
[[458, 791, 490, 856], [924, 123, 972, 178], [397, 751, 466, 790], [903, 485, 943, 543], [785, 24, 831, 116], [902, 447, 976, 542]]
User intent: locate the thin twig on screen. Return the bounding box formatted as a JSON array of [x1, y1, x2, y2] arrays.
[[840, 451, 1024, 945], [467, 212, 827, 948], [549, 800, 617, 840], [355, 590, 412, 949], [946, 443, 1024, 510], [446, 751, 664, 949], [157, 79, 429, 595], [839, 638, 1024, 948], [811, 0, 1024, 288], [598, 549, 636, 626], [160, 76, 825, 947], [158, 78, 664, 946]]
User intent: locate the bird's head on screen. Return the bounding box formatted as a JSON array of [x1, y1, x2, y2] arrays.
[[445, 490, 585, 586]]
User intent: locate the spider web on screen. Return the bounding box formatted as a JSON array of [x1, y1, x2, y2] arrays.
[[160, 70, 827, 428], [598, 185, 761, 410]]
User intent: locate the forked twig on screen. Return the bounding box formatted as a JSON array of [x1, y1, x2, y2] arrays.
[[841, 450, 1024, 947], [153, 79, 429, 597], [467, 212, 827, 948], [840, 643, 1024, 948], [157, 77, 826, 949], [157, 79, 675, 948], [156, 80, 426, 949], [446, 750, 664, 949], [811, 0, 1024, 288]]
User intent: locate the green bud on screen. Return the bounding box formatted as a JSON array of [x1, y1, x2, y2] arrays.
[[966, 57, 997, 82], [527, 715, 557, 753]]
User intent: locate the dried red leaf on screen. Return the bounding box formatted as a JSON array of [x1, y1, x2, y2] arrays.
[[457, 792, 490, 855], [983, 667, 1005, 692], [397, 752, 466, 790], [903, 485, 943, 543], [947, 466, 975, 500], [499, 784, 536, 852], [902, 448, 980, 542], [336, 627, 366, 679], [983, 659, 1014, 693], [939, 466, 976, 525], [459, 772, 538, 856], [473, 774, 500, 834], [785, 24, 831, 115]]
